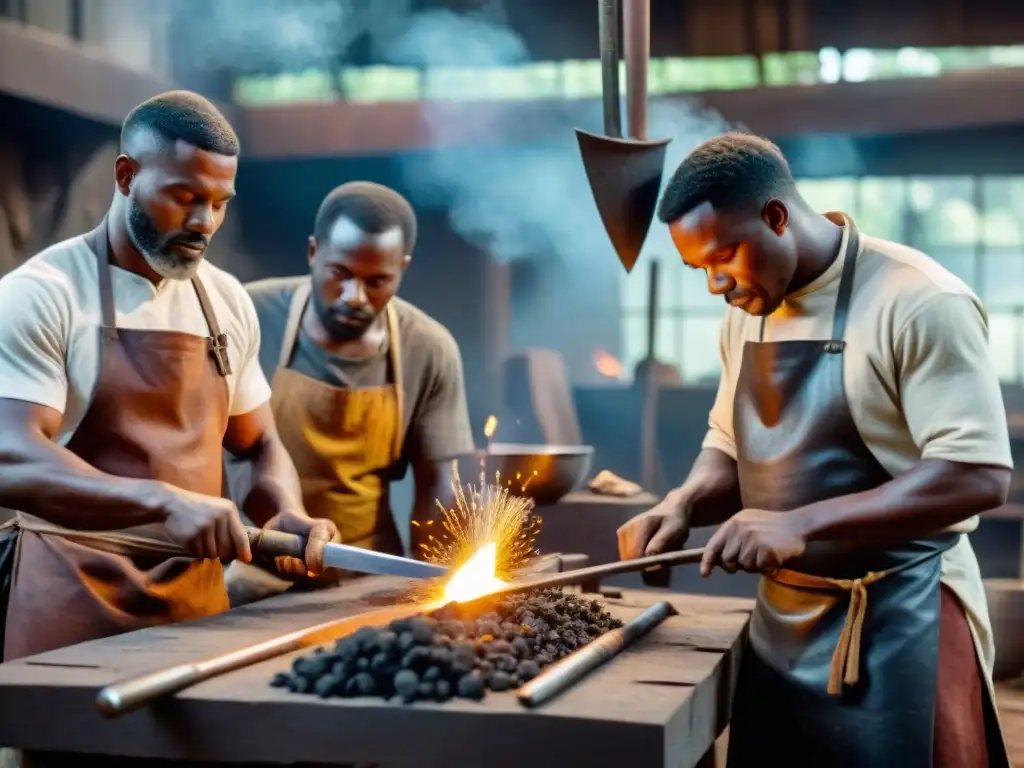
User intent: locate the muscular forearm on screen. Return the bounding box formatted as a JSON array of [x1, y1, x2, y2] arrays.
[[0, 433, 166, 529], [239, 435, 304, 527], [670, 448, 743, 528], [795, 459, 1009, 547]]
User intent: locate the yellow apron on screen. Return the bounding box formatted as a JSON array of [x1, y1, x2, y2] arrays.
[[269, 279, 405, 557]]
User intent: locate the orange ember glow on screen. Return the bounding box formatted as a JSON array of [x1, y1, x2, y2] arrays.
[[483, 415, 498, 439], [442, 542, 507, 603], [592, 349, 622, 378]]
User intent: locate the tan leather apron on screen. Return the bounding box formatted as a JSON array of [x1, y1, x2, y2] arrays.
[[270, 280, 405, 563], [1, 219, 232, 661]]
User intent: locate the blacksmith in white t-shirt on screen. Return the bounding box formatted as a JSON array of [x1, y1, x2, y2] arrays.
[[617, 133, 1011, 767], [0, 90, 336, 661]]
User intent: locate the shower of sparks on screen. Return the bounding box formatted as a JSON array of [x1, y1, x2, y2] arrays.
[[413, 462, 542, 602]]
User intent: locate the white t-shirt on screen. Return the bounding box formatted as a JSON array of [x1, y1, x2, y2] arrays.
[[0, 235, 272, 444], [702, 213, 1013, 677]]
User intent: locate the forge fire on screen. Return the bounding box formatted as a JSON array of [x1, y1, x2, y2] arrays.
[[271, 466, 621, 704], [273, 589, 623, 703]]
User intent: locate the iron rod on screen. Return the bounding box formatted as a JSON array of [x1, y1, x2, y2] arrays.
[[598, 0, 622, 138], [622, 0, 651, 140], [95, 600, 441, 718]]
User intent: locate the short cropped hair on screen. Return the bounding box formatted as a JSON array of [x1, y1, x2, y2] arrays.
[[121, 90, 240, 156], [314, 182, 418, 253], [657, 132, 795, 223]]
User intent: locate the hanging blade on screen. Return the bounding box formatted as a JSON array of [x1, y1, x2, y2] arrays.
[[576, 0, 669, 273]]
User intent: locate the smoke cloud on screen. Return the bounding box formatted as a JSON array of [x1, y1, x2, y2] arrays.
[[380, 4, 738, 273]]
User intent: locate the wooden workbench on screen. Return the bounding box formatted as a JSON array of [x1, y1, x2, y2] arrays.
[[0, 578, 753, 768]]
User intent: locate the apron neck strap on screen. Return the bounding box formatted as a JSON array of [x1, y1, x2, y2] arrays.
[[279, 280, 312, 369], [757, 213, 861, 344], [384, 300, 404, 461], [83, 218, 118, 342], [280, 281, 405, 459], [830, 215, 861, 343], [83, 216, 231, 376]]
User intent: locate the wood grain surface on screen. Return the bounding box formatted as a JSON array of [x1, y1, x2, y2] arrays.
[[0, 577, 753, 768]]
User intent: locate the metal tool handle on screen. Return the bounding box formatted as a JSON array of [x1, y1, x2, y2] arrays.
[[598, 0, 622, 138], [246, 527, 306, 559], [517, 600, 674, 707], [96, 665, 202, 717], [623, 0, 650, 140]]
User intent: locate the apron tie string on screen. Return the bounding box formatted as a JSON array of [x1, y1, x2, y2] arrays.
[[768, 567, 891, 695], [825, 571, 886, 694]]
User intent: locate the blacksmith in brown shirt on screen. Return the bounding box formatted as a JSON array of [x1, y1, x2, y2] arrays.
[[227, 182, 474, 600]]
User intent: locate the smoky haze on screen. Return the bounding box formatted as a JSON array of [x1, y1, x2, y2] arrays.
[[176, 0, 754, 379], [381, 2, 739, 274], [176, 0, 739, 274]]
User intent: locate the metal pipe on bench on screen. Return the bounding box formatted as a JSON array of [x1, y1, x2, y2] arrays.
[[517, 600, 675, 707]]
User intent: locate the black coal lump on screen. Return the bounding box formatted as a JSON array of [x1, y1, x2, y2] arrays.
[[292, 655, 330, 680], [394, 669, 420, 702], [270, 672, 291, 688], [487, 670, 512, 692], [457, 671, 486, 700]]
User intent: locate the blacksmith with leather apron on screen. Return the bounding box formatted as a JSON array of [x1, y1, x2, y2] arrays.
[[618, 133, 1011, 766], [225, 182, 474, 604], [0, 92, 334, 662]]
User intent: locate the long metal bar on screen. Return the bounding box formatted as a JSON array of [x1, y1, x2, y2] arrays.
[[95, 600, 444, 718], [95, 548, 705, 717], [517, 600, 674, 707]]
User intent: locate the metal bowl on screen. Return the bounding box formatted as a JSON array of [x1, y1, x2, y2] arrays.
[[454, 444, 595, 507]]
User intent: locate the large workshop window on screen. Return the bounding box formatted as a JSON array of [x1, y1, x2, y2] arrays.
[[617, 174, 1024, 385]]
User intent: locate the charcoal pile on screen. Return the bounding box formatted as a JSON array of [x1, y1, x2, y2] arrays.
[[271, 589, 623, 703]]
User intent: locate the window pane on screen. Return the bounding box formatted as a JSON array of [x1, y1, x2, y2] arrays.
[[619, 269, 649, 312], [641, 258, 683, 313], [982, 177, 1024, 247], [988, 312, 1022, 383], [858, 178, 905, 241], [681, 315, 725, 383], [980, 247, 1024, 309], [926, 246, 976, 288], [620, 315, 648, 380], [653, 315, 678, 366], [906, 177, 978, 247], [797, 178, 858, 216]]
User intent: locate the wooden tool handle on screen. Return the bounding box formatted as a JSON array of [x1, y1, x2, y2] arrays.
[[245, 527, 306, 559]]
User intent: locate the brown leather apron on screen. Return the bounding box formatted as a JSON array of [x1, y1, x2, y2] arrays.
[[1, 219, 232, 661], [724, 216, 1008, 768], [270, 280, 405, 561]]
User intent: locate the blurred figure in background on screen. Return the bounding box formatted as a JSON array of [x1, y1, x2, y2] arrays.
[[227, 181, 474, 604]]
